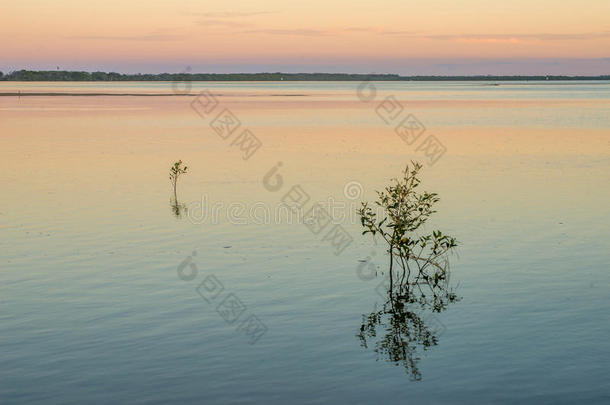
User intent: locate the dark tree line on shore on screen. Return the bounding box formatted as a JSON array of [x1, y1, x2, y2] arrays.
[[1, 70, 609, 81]]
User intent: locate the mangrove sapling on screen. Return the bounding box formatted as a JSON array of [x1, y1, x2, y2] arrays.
[[358, 162, 458, 297], [169, 160, 188, 202]]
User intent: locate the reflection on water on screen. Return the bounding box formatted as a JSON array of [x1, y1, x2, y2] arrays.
[[170, 197, 187, 219], [358, 265, 460, 381]]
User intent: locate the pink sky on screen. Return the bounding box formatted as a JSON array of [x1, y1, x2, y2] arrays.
[[3, 0, 610, 74]]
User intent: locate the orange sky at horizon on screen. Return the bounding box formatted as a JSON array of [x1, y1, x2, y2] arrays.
[[2, 0, 610, 74]]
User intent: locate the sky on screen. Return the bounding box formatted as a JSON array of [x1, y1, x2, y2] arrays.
[[2, 0, 610, 75]]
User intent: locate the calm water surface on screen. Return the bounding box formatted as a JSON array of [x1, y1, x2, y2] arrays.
[[1, 81, 609, 404]]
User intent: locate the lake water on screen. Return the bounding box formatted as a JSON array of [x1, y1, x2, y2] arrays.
[[1, 81, 609, 404]]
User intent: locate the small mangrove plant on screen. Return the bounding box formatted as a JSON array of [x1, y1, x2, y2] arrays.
[[169, 160, 188, 218], [169, 160, 188, 201], [358, 161, 458, 299]]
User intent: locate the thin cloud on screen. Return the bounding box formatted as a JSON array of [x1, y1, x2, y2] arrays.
[[344, 27, 416, 36], [200, 11, 277, 18], [381, 30, 417, 36], [196, 19, 253, 27], [185, 11, 277, 18], [67, 34, 183, 41], [424, 32, 610, 41], [339, 28, 610, 41], [344, 27, 377, 32], [191, 10, 277, 30], [244, 28, 330, 36]]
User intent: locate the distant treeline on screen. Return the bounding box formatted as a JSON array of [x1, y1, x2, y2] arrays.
[[1, 70, 609, 81]]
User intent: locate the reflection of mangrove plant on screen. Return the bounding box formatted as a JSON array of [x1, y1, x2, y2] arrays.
[[358, 162, 457, 296], [170, 200, 187, 219], [357, 280, 459, 381], [357, 162, 460, 380]]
